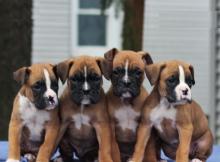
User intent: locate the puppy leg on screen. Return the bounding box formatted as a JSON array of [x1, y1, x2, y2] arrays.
[[94, 122, 113, 162], [190, 130, 213, 162], [110, 122, 121, 162], [129, 123, 152, 162], [143, 133, 158, 162], [7, 118, 22, 162], [36, 119, 60, 162], [176, 124, 193, 162], [58, 136, 75, 162]]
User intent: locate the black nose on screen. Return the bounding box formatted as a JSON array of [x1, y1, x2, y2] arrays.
[[182, 89, 188, 95], [83, 89, 90, 94], [48, 96, 55, 104], [123, 79, 131, 86]]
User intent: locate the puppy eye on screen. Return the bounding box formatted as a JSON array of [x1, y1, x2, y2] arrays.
[[134, 69, 142, 77], [71, 76, 83, 82], [186, 77, 195, 87], [90, 75, 101, 82], [32, 81, 44, 91], [113, 68, 124, 76], [167, 75, 177, 84], [51, 81, 58, 91]]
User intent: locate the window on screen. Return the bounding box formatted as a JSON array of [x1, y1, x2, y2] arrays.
[[71, 0, 123, 56]]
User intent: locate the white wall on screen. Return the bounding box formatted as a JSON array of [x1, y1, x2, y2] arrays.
[[143, 0, 213, 115], [32, 0, 71, 63]]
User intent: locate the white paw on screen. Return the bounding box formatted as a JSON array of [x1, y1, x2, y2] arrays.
[[191, 158, 202, 162], [159, 160, 168, 162], [127, 160, 135, 162], [24, 153, 36, 161], [53, 157, 64, 162], [6, 159, 20, 162]]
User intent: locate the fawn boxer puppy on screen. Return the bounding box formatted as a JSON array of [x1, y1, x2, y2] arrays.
[[129, 60, 213, 162], [55, 56, 113, 162], [102, 48, 155, 162], [7, 64, 60, 162]]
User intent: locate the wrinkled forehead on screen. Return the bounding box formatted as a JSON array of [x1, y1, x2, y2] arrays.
[[28, 64, 56, 84], [113, 52, 145, 69], [161, 62, 192, 78], [69, 58, 101, 76]]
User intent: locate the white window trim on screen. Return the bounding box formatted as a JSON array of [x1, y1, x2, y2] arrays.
[[70, 0, 123, 56]]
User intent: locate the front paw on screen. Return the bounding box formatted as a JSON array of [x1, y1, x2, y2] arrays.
[[6, 159, 20, 162], [24, 153, 36, 162]]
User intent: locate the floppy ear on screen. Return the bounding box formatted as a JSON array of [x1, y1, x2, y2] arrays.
[[13, 67, 31, 85], [189, 65, 195, 85], [145, 63, 166, 86], [102, 48, 119, 80], [138, 51, 153, 65], [56, 59, 74, 84], [96, 57, 106, 76]]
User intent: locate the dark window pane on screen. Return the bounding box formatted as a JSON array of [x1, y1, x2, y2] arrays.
[[79, 0, 101, 9], [78, 15, 106, 46]]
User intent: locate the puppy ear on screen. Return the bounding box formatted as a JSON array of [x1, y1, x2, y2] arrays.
[[96, 57, 105, 76], [56, 59, 74, 84], [189, 65, 195, 85], [138, 51, 153, 65], [102, 48, 119, 80], [145, 63, 166, 86], [51, 64, 58, 80], [13, 67, 31, 85]]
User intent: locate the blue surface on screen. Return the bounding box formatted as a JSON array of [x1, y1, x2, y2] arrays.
[[1, 141, 220, 162]]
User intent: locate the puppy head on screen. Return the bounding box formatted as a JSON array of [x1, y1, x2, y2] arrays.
[[57, 56, 104, 106], [103, 48, 153, 99], [145, 60, 195, 105], [14, 64, 59, 110]]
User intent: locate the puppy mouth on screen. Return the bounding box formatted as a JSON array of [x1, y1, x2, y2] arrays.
[[122, 92, 132, 98], [45, 97, 58, 110], [81, 95, 91, 105]]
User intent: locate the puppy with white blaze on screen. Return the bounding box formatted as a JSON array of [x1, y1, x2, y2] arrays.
[[7, 64, 60, 162], [129, 60, 213, 162]]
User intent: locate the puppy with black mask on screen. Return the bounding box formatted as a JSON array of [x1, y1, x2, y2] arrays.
[[55, 56, 113, 162], [102, 48, 156, 162], [130, 60, 213, 162], [7, 64, 60, 162]]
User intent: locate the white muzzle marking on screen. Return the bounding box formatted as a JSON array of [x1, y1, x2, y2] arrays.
[[43, 69, 58, 110], [174, 66, 192, 103]]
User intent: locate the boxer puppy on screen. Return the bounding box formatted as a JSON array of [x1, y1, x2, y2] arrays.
[[7, 64, 60, 162], [129, 60, 213, 162], [102, 48, 155, 162], [55, 56, 113, 162]]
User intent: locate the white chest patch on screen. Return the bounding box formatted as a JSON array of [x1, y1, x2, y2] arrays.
[[19, 94, 50, 141], [72, 114, 91, 130], [114, 105, 140, 132], [150, 98, 176, 132]]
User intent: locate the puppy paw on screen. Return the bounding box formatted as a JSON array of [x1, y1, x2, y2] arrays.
[[191, 158, 202, 162], [6, 159, 20, 162], [24, 153, 36, 162], [159, 160, 168, 162], [52, 157, 63, 162]]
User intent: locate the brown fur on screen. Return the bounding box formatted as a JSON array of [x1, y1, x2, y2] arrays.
[[56, 56, 113, 162], [130, 60, 213, 162], [8, 64, 60, 162], [103, 49, 156, 162]]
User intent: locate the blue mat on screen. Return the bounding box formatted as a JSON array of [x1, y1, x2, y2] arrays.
[[1, 141, 219, 162]]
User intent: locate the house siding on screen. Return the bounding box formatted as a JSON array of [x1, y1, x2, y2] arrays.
[[32, 0, 71, 63], [143, 0, 216, 140], [215, 0, 220, 143]]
